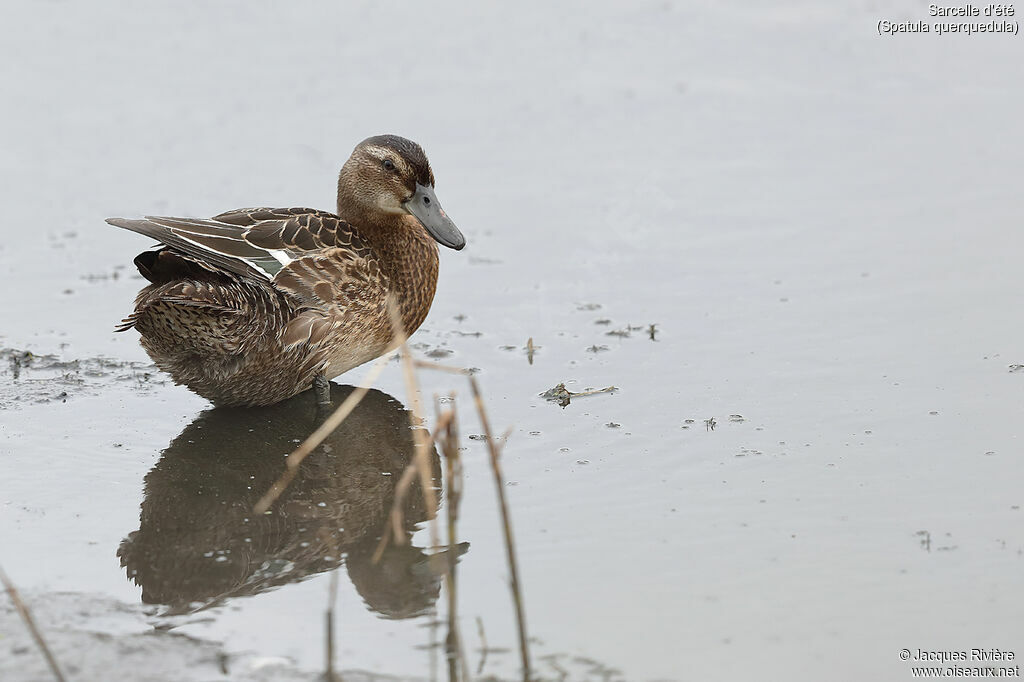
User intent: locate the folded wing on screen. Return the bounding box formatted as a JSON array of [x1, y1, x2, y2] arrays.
[[109, 207, 387, 350], [106, 207, 368, 281]]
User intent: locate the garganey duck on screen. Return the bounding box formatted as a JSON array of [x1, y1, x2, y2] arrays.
[[108, 135, 465, 407]]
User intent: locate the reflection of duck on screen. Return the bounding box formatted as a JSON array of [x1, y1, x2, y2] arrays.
[[118, 384, 466, 618]]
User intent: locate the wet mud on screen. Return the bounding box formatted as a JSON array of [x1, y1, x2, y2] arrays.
[[1, 348, 158, 409]]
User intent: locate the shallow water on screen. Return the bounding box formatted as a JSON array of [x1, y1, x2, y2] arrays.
[[2, 2, 1024, 681]]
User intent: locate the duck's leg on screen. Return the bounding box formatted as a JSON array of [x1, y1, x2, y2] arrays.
[[313, 373, 331, 406]]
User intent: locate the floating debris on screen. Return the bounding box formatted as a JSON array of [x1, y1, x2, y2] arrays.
[[647, 324, 658, 341], [605, 422, 621, 428], [541, 383, 573, 407], [540, 382, 618, 408], [586, 345, 609, 353], [1009, 364, 1024, 373], [728, 414, 746, 423], [704, 417, 717, 432], [605, 329, 631, 338], [576, 303, 602, 311], [451, 330, 482, 337], [426, 348, 453, 359], [526, 337, 537, 365], [594, 319, 612, 326]]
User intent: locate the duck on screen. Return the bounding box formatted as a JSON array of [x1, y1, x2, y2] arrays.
[[107, 134, 465, 407]]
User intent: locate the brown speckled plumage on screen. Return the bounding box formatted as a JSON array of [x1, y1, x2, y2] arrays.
[[108, 135, 464, 407]]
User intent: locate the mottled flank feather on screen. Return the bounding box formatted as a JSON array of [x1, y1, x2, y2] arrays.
[[107, 135, 459, 407]]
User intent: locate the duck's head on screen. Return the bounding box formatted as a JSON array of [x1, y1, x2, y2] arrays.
[[337, 135, 465, 251]]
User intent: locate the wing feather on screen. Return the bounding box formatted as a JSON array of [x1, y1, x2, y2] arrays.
[[106, 208, 367, 282]]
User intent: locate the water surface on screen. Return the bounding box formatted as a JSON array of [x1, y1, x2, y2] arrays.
[[2, 2, 1023, 681]]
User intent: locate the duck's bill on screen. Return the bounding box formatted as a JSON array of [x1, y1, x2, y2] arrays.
[[404, 183, 465, 250]]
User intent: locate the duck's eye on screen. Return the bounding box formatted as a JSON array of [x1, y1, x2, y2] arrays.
[[382, 159, 396, 172]]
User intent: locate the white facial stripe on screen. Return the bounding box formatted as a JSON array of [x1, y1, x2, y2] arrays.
[[362, 145, 392, 160], [363, 145, 411, 174]]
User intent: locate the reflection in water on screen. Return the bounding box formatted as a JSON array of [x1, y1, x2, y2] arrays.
[[118, 384, 463, 618]]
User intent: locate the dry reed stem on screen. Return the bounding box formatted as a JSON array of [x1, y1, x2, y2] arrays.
[[253, 352, 394, 514], [412, 359, 469, 375], [467, 374, 532, 682], [325, 569, 341, 682], [270, 296, 532, 680], [568, 385, 616, 398], [438, 404, 470, 682], [475, 616, 489, 677], [386, 300, 440, 548], [369, 412, 452, 564], [430, 614, 438, 682], [384, 298, 460, 678], [411, 358, 533, 680], [0, 564, 67, 682]]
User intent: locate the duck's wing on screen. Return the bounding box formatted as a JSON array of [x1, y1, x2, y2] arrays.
[[106, 207, 368, 281], [109, 208, 389, 350], [273, 247, 391, 348]]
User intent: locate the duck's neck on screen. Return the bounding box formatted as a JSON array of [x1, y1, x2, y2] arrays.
[[338, 200, 439, 335]]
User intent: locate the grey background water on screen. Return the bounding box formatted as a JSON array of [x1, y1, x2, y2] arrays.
[[2, 2, 1022, 680]]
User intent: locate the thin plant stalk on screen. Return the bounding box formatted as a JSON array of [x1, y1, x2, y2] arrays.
[[254, 351, 394, 514], [410, 357, 533, 681], [385, 299, 440, 552], [475, 616, 489, 677], [325, 569, 341, 682], [438, 404, 470, 682], [370, 413, 452, 564], [441, 407, 458, 682], [468, 375, 532, 682], [0, 564, 67, 682], [430, 610, 438, 682]]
